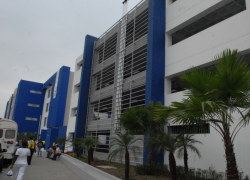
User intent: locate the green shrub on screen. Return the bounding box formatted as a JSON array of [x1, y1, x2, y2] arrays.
[[69, 153, 77, 157], [176, 165, 224, 180], [135, 163, 170, 176]]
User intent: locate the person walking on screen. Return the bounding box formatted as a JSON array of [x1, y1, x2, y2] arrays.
[[10, 141, 30, 180], [27, 137, 35, 165], [42, 140, 45, 148], [37, 139, 43, 157]]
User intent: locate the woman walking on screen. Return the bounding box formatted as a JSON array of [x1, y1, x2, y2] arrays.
[[10, 141, 30, 180]]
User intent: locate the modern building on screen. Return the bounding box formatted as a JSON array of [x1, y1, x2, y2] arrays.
[[164, 0, 250, 175], [39, 66, 73, 148], [4, 80, 45, 133], [4, 0, 250, 175], [4, 66, 73, 149], [65, 55, 83, 152], [73, 0, 250, 175], [74, 0, 165, 165]]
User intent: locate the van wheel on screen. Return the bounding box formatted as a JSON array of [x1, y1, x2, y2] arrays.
[[0, 157, 3, 173]]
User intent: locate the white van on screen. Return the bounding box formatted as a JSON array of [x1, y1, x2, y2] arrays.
[[0, 118, 18, 162]]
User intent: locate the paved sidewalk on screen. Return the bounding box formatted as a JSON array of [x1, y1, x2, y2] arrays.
[[0, 151, 81, 180]]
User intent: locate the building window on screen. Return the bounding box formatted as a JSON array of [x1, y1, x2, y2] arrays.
[[122, 85, 146, 113], [172, 0, 246, 45], [30, 90, 42, 94], [44, 117, 47, 127], [0, 130, 3, 138], [88, 131, 110, 153], [46, 103, 50, 112], [91, 97, 113, 121], [74, 84, 80, 93], [123, 45, 147, 79], [126, 9, 148, 47], [171, 77, 184, 94], [95, 63, 115, 90], [27, 103, 40, 107], [168, 124, 210, 134], [71, 108, 78, 117], [25, 117, 38, 121], [47, 89, 51, 98], [97, 33, 117, 64]]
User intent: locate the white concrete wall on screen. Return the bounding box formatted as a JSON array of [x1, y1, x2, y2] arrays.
[[60, 154, 121, 180], [65, 54, 82, 152], [63, 72, 74, 126], [40, 86, 52, 132], [165, 0, 250, 175]]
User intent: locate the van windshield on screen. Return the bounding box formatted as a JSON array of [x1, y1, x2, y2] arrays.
[[0, 129, 3, 138], [5, 130, 15, 139]]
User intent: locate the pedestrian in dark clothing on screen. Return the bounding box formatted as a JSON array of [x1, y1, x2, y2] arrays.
[[27, 137, 35, 165], [37, 139, 43, 157]]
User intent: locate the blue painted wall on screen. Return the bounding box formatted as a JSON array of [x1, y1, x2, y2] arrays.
[[12, 80, 44, 134], [45, 128, 59, 149], [4, 101, 9, 118], [58, 126, 67, 137], [74, 35, 97, 139], [41, 130, 47, 141], [44, 66, 70, 128], [144, 0, 166, 164]]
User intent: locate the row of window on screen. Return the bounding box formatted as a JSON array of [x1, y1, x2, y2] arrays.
[[95, 8, 148, 65], [89, 85, 146, 121], [168, 124, 210, 134], [85, 123, 210, 154], [30, 88, 51, 98], [172, 0, 246, 45], [94, 45, 147, 91]]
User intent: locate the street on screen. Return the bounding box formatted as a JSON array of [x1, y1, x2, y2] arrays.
[[0, 151, 81, 180]]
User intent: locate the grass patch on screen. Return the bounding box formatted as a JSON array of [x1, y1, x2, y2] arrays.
[[75, 156, 170, 180]]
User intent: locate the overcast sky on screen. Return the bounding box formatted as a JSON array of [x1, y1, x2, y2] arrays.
[[0, 0, 142, 117]]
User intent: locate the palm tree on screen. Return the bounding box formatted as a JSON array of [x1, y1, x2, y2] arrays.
[[154, 131, 180, 180], [56, 136, 72, 153], [108, 131, 142, 180], [71, 138, 85, 157], [176, 134, 202, 173], [119, 101, 166, 171], [162, 49, 250, 180], [82, 137, 97, 165]]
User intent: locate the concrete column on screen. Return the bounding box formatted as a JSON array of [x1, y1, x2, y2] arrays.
[[165, 33, 172, 48], [165, 78, 171, 95], [246, 0, 250, 9]]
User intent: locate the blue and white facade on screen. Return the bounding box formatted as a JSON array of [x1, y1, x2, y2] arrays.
[[5, 80, 44, 133], [71, 0, 250, 174], [5, 0, 250, 175], [4, 66, 73, 149], [73, 0, 166, 165], [65, 55, 83, 152]]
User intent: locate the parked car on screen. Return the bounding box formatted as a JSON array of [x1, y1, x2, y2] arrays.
[[0, 118, 18, 169]]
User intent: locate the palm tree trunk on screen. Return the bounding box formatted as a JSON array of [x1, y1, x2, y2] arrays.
[[90, 147, 94, 161], [184, 148, 188, 173], [223, 124, 239, 180], [169, 152, 177, 180], [88, 149, 91, 165], [125, 148, 130, 180], [147, 145, 153, 174]]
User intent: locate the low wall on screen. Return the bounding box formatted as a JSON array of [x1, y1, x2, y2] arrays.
[[60, 154, 122, 180]]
